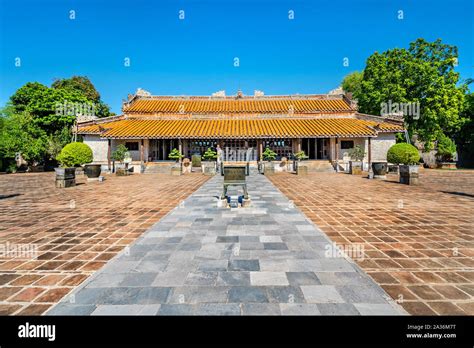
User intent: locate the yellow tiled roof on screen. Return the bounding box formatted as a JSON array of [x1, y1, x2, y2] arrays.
[[78, 118, 404, 139], [123, 98, 353, 114]]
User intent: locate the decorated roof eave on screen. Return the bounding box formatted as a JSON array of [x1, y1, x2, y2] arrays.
[[97, 134, 379, 140]]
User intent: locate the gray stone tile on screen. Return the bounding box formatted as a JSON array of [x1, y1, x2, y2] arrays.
[[92, 304, 161, 315], [354, 303, 402, 315], [85, 273, 128, 288], [336, 285, 389, 304], [228, 260, 260, 271], [194, 303, 241, 315], [280, 303, 321, 315], [184, 271, 218, 286], [286, 272, 321, 286], [266, 286, 305, 304], [250, 272, 289, 286], [151, 271, 188, 287], [300, 285, 345, 303], [119, 273, 158, 287], [158, 304, 196, 315], [198, 260, 228, 272], [263, 243, 289, 250], [216, 272, 251, 286], [228, 286, 268, 303], [216, 236, 239, 243], [168, 286, 228, 304], [317, 303, 360, 315], [241, 303, 281, 315], [47, 304, 96, 315]]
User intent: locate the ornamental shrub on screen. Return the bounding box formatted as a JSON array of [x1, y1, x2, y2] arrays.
[[436, 134, 457, 162], [111, 144, 129, 163], [56, 142, 93, 167], [262, 147, 277, 161], [387, 143, 420, 165], [294, 151, 309, 161], [202, 148, 218, 161], [168, 148, 184, 162], [349, 145, 365, 161]]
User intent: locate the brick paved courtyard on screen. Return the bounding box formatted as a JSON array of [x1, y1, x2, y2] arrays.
[[0, 172, 209, 315], [269, 169, 474, 315]]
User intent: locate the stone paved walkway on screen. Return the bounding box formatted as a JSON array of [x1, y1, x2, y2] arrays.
[[48, 171, 404, 315]]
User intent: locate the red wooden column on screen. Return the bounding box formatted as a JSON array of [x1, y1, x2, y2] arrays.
[[107, 139, 112, 171], [368, 137, 372, 177], [140, 139, 145, 164], [335, 137, 339, 172]]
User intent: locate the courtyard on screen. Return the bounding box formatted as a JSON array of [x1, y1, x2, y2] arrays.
[[269, 169, 474, 315], [0, 169, 472, 315], [0, 172, 209, 315]]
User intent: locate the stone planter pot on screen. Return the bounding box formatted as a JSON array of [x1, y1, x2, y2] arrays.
[[202, 161, 217, 176], [55, 167, 76, 188], [170, 163, 182, 176], [437, 162, 457, 170], [115, 163, 128, 176], [84, 164, 102, 178], [372, 162, 387, 179], [296, 162, 308, 175], [264, 161, 276, 175], [349, 161, 362, 175], [399, 164, 419, 185]]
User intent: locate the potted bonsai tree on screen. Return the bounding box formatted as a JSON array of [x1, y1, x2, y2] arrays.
[[436, 134, 457, 169], [112, 144, 129, 176], [294, 150, 309, 175], [168, 148, 183, 176], [55, 142, 93, 188], [201, 148, 217, 175], [262, 147, 277, 175], [387, 143, 421, 185], [348, 145, 364, 175]]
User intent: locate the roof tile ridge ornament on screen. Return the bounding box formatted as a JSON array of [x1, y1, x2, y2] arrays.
[[355, 112, 404, 126]]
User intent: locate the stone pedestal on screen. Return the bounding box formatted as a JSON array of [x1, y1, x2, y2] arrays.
[[203, 163, 216, 176], [264, 162, 275, 175], [296, 165, 308, 175], [170, 166, 181, 176], [55, 178, 75, 188], [399, 165, 419, 185]]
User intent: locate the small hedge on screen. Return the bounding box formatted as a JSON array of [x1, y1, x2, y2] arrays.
[[387, 143, 420, 165], [437, 134, 457, 162], [57, 142, 93, 167]]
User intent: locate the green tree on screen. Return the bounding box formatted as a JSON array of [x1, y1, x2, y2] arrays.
[[341, 71, 363, 99], [9, 83, 91, 133], [357, 39, 466, 148], [52, 76, 101, 102], [0, 107, 48, 164], [455, 92, 474, 166], [52, 76, 114, 117]]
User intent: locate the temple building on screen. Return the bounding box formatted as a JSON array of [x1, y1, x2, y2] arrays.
[[77, 89, 405, 173]]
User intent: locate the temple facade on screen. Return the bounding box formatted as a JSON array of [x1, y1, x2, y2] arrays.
[[77, 90, 405, 173]]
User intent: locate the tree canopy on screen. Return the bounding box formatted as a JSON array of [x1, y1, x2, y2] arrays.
[[343, 38, 467, 149], [341, 71, 363, 98], [0, 76, 114, 170]]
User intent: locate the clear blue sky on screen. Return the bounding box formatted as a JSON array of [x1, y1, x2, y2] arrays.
[[1, 0, 473, 114]]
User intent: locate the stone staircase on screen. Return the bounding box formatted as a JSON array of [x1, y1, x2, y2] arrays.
[[143, 162, 175, 174], [304, 160, 336, 173]]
